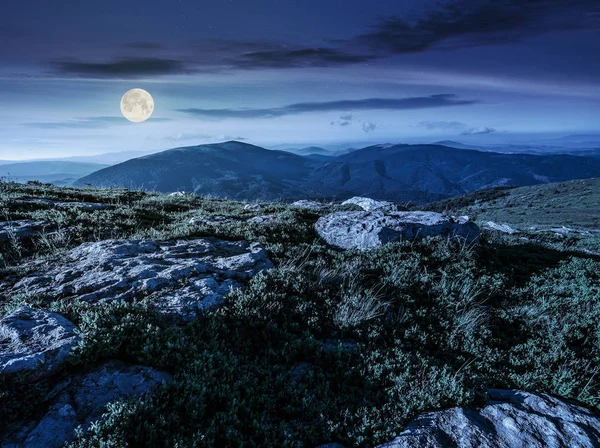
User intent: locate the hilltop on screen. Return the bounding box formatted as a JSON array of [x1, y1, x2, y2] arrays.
[[1, 180, 600, 447]]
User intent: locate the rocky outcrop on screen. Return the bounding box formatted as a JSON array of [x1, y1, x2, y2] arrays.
[[189, 215, 234, 225], [341, 197, 398, 212], [316, 211, 480, 250], [243, 204, 263, 212], [0, 221, 56, 242], [378, 389, 600, 448], [2, 361, 171, 448], [9, 238, 274, 320], [0, 307, 79, 378]]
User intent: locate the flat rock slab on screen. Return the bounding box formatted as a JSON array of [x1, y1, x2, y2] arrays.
[[18, 198, 114, 211], [0, 307, 79, 378], [247, 215, 279, 225], [341, 197, 398, 212], [378, 389, 600, 448], [189, 215, 235, 225], [2, 361, 171, 448], [0, 220, 56, 242], [316, 211, 480, 250], [291, 200, 328, 210], [10, 238, 273, 320]]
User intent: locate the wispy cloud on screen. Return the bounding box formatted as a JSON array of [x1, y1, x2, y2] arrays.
[[124, 42, 165, 50], [362, 122, 377, 133], [417, 120, 469, 131], [22, 116, 171, 129], [51, 58, 193, 78], [177, 94, 478, 119], [461, 126, 496, 135], [355, 0, 600, 54]]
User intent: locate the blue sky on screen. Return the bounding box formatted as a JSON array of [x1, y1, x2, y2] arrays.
[[1, 0, 599, 159]]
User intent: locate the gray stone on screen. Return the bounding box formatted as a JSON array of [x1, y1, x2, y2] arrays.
[[291, 200, 327, 210], [483, 221, 520, 234], [244, 203, 263, 212], [378, 389, 600, 448], [10, 238, 273, 320], [247, 215, 279, 225], [0, 307, 79, 377], [550, 226, 592, 237], [0, 220, 56, 242], [189, 215, 234, 225], [341, 197, 398, 212], [2, 361, 171, 448], [168, 191, 186, 197], [316, 211, 480, 251]]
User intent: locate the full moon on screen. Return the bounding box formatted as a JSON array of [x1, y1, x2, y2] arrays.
[[120, 88, 154, 122]]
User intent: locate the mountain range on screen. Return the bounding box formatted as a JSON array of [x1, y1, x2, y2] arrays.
[[75, 141, 600, 203], [0, 161, 108, 186]]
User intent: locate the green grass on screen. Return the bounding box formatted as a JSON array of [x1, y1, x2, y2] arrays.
[[1, 180, 600, 447]]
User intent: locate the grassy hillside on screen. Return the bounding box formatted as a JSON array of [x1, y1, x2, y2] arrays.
[[1, 180, 600, 447]]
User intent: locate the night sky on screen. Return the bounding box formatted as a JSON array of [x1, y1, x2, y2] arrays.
[[1, 0, 599, 159]]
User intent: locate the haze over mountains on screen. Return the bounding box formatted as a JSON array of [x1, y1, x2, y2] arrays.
[[0, 161, 108, 186], [75, 141, 600, 203]]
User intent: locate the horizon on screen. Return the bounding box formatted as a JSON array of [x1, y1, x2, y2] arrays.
[[2, 0, 600, 160]]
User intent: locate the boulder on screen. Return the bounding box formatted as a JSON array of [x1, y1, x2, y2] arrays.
[[378, 389, 600, 448], [316, 211, 479, 250], [0, 221, 56, 242], [244, 204, 263, 212], [2, 361, 171, 448], [168, 191, 186, 197], [0, 307, 79, 378], [9, 238, 274, 320], [483, 221, 520, 234], [341, 197, 398, 212]]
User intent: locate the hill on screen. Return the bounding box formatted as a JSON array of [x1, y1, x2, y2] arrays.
[[1, 181, 600, 446], [76, 141, 600, 203]]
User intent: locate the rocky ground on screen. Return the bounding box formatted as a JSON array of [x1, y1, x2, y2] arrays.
[[1, 182, 600, 447]]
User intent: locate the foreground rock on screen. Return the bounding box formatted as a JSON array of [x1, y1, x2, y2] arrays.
[[341, 197, 398, 212], [0, 307, 79, 378], [0, 220, 56, 242], [189, 215, 235, 225], [378, 389, 600, 448], [247, 215, 279, 225], [2, 361, 171, 448], [9, 238, 274, 320], [316, 211, 480, 250]]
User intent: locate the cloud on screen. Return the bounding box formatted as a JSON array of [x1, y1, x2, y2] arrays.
[[340, 121, 351, 127], [177, 94, 478, 119], [22, 116, 171, 129], [417, 120, 469, 131], [51, 58, 192, 78], [461, 126, 496, 135], [226, 47, 374, 69], [362, 122, 377, 133], [356, 0, 600, 54], [340, 114, 354, 121]]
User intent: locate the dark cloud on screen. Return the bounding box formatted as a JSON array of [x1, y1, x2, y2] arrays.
[[227, 47, 374, 69], [124, 42, 164, 50], [22, 116, 171, 129], [51, 58, 191, 78], [340, 121, 351, 127], [362, 122, 377, 133], [461, 126, 496, 135], [177, 94, 478, 119], [356, 0, 600, 54], [417, 120, 469, 130], [340, 114, 354, 121]]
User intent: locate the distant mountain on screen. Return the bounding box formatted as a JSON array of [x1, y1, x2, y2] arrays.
[[75, 141, 322, 200], [278, 146, 331, 156], [0, 161, 108, 186], [435, 140, 600, 157], [75, 141, 600, 203]]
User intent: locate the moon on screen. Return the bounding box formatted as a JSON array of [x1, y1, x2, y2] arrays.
[[120, 88, 154, 122]]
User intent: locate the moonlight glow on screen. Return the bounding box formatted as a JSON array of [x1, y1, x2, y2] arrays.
[[120, 88, 154, 123]]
